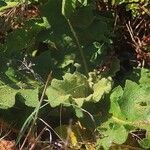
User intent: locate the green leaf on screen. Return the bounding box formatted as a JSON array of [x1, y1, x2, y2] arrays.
[[89, 21, 108, 40], [59, 53, 75, 69], [70, 6, 94, 29], [139, 131, 150, 149], [37, 17, 50, 28], [0, 0, 7, 7], [62, 0, 76, 19], [110, 79, 150, 130], [90, 42, 106, 62], [46, 72, 92, 108], [46, 73, 113, 108], [139, 68, 150, 87], [40, 0, 70, 34], [62, 0, 88, 19], [46, 72, 113, 118], [97, 137, 111, 150], [119, 80, 150, 122], [74, 107, 84, 118], [18, 88, 39, 107], [110, 86, 125, 119], [0, 63, 40, 109], [0, 85, 17, 109], [101, 80, 150, 149], [33, 51, 52, 78], [0, 2, 18, 12], [112, 125, 128, 144], [97, 121, 128, 150], [6, 29, 34, 54], [92, 77, 113, 102], [77, 0, 87, 6], [139, 137, 150, 149]]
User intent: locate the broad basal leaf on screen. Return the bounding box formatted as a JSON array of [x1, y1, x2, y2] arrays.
[[18, 88, 39, 107], [0, 85, 17, 109], [62, 0, 89, 20], [139, 68, 150, 87], [110, 86, 125, 119], [41, 0, 70, 34], [92, 77, 113, 102], [119, 80, 150, 122], [101, 76, 150, 150], [97, 120, 128, 150], [110, 79, 150, 129], [0, 65, 40, 109], [6, 29, 34, 54], [69, 6, 94, 29], [85, 21, 109, 41], [46, 72, 92, 108], [46, 72, 113, 117]]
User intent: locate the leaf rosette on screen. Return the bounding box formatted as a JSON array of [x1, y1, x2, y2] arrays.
[[46, 72, 113, 113]]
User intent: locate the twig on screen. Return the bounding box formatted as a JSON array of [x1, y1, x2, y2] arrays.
[[18, 57, 44, 83], [126, 22, 141, 52]]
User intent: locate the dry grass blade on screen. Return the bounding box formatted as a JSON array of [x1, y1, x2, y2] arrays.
[[20, 72, 52, 150]]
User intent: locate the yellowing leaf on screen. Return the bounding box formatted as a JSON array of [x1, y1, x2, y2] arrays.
[[68, 130, 78, 146]]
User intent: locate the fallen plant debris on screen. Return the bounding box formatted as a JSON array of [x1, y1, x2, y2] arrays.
[[0, 139, 16, 150]]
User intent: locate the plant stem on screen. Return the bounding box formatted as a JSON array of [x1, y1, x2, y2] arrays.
[[67, 19, 88, 75]]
